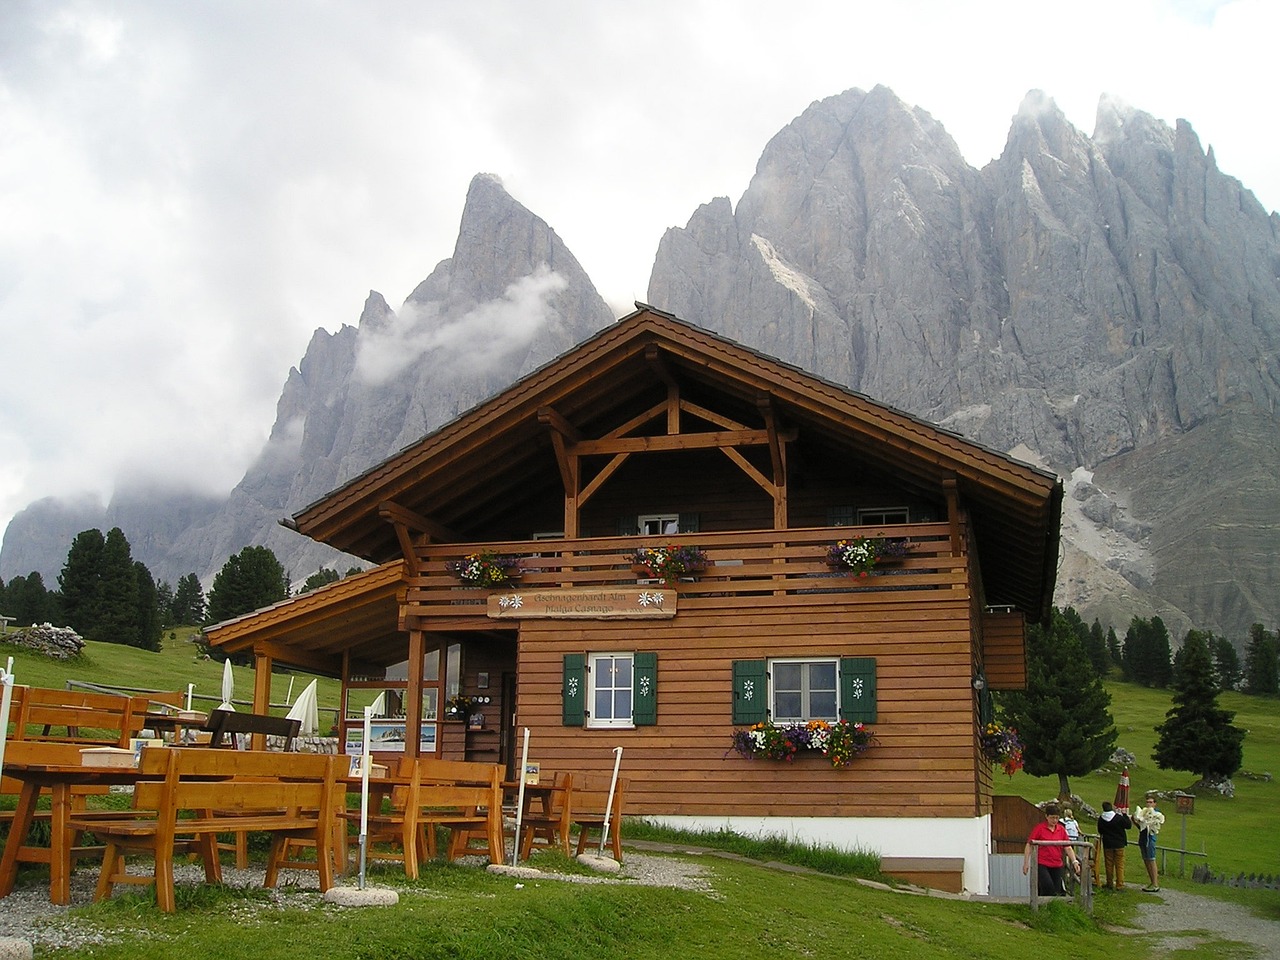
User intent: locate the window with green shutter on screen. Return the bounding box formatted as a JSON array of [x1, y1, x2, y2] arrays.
[[565, 651, 658, 727]]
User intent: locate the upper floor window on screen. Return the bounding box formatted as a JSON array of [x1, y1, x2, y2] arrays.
[[638, 514, 680, 536], [857, 507, 909, 525]]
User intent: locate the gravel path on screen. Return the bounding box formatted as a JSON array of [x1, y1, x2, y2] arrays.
[[1125, 887, 1280, 959]]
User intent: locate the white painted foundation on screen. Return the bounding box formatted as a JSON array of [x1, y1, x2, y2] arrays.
[[646, 813, 993, 894]]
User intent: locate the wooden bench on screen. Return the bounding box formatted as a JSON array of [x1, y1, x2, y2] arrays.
[[6, 686, 177, 748], [201, 709, 301, 750], [69, 748, 338, 912], [569, 774, 627, 862], [355, 758, 504, 877]]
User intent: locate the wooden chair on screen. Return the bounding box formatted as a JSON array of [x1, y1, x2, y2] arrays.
[[70, 748, 337, 913], [570, 774, 627, 862], [516, 772, 573, 860], [354, 758, 504, 878]]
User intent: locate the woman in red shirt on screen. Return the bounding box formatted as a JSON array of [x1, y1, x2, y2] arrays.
[[1022, 803, 1081, 896]]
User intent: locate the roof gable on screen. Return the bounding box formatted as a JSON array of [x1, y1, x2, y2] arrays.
[[289, 305, 1062, 617]]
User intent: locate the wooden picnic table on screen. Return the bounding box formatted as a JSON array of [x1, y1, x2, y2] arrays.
[[0, 759, 163, 905]]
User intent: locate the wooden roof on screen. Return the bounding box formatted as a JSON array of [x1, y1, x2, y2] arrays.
[[203, 560, 407, 674], [288, 306, 1062, 619]]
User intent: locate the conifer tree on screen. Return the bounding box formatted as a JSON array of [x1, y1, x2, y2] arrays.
[[94, 527, 140, 645], [999, 608, 1118, 800], [1212, 636, 1242, 691], [172, 573, 206, 625], [1086, 618, 1110, 675], [133, 561, 163, 651], [59, 528, 105, 635], [207, 546, 289, 623], [1153, 631, 1245, 781], [1243, 624, 1279, 695]]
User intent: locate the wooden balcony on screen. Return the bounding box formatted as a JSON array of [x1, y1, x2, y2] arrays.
[[404, 522, 968, 626]]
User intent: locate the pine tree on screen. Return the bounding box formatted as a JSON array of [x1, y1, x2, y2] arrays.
[[1106, 626, 1122, 667], [133, 562, 163, 651], [1212, 636, 1242, 691], [1243, 624, 1279, 695], [171, 573, 206, 625], [1153, 631, 1245, 781], [94, 527, 140, 645], [298, 568, 341, 594], [58, 528, 105, 635], [155, 580, 175, 627], [1, 572, 57, 626], [1123, 616, 1173, 688], [207, 546, 289, 623], [999, 608, 1118, 800], [1086, 618, 1110, 675]]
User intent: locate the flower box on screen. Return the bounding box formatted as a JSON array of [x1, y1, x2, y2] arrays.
[[730, 719, 876, 768], [447, 552, 523, 588], [825, 537, 910, 576], [631, 546, 708, 585]]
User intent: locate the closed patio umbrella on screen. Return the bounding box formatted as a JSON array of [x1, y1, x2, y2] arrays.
[[0, 657, 15, 773], [1114, 767, 1130, 814], [218, 658, 235, 711], [285, 679, 320, 737]]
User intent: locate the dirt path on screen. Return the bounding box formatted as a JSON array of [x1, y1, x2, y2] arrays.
[[1127, 887, 1279, 959]]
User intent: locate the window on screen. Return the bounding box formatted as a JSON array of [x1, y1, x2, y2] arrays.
[[857, 507, 909, 525], [638, 514, 679, 536], [770, 658, 838, 722], [733, 657, 876, 724], [590, 653, 633, 728], [563, 652, 657, 727]]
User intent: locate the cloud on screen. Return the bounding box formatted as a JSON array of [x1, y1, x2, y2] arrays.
[[356, 267, 569, 385]]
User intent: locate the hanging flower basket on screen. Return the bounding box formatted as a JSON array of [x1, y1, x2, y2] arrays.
[[825, 537, 909, 577], [980, 721, 1024, 778], [631, 545, 708, 584], [447, 551, 523, 588], [730, 719, 876, 768]]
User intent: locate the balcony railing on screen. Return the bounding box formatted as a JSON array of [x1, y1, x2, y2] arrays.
[[405, 523, 966, 620]]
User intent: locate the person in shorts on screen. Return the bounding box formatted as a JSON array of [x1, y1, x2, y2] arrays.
[[1133, 793, 1165, 891]]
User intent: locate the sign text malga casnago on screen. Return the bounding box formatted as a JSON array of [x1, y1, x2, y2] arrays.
[[487, 586, 676, 619]]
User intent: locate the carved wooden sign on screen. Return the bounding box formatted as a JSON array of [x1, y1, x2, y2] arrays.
[[487, 586, 677, 619]]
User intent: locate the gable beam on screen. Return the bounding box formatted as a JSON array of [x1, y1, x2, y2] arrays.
[[578, 453, 630, 507], [679, 398, 747, 431], [571, 428, 793, 456], [720, 447, 775, 497], [378, 501, 460, 543], [757, 396, 787, 489]]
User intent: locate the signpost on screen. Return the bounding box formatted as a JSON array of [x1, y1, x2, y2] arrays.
[[1173, 791, 1195, 877]]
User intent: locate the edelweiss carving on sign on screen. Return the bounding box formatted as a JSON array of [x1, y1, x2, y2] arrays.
[[487, 586, 677, 619]]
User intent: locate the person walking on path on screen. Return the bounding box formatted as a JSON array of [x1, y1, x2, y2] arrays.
[[1023, 803, 1080, 897], [1096, 800, 1132, 889], [1133, 793, 1165, 891]]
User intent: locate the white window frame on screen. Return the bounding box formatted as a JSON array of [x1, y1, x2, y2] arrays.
[[768, 657, 839, 723], [857, 507, 909, 525], [637, 514, 680, 536], [587, 652, 635, 729]]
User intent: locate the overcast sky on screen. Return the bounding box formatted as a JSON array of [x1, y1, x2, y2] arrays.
[[2, 0, 1277, 544]]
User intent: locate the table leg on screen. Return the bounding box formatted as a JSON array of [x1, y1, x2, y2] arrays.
[[0, 782, 40, 897], [49, 782, 73, 906]]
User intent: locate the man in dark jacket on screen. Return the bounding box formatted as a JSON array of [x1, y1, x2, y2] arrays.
[[1096, 801, 1132, 889]]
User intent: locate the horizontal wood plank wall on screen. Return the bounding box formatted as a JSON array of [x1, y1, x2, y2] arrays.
[[981, 610, 1027, 690], [513, 586, 979, 820]]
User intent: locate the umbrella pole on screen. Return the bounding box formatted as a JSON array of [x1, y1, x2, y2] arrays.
[[511, 728, 530, 867], [598, 746, 623, 858], [359, 706, 372, 889], [0, 657, 15, 774]]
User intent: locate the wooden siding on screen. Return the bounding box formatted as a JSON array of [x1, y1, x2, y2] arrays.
[[982, 609, 1027, 690]]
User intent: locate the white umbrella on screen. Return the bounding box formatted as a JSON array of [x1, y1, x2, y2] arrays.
[[369, 691, 387, 717], [0, 657, 15, 774], [219, 658, 235, 711], [285, 679, 319, 737]]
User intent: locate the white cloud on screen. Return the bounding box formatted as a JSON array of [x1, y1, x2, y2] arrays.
[[1, 0, 1276, 542]]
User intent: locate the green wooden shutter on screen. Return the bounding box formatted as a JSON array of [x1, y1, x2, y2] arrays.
[[632, 652, 657, 726], [839, 657, 877, 723], [562, 654, 586, 726], [732, 659, 768, 724], [678, 513, 700, 533], [617, 517, 637, 536], [978, 683, 994, 728]]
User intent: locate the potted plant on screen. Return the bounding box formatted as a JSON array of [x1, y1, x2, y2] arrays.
[[979, 720, 1024, 777], [447, 551, 523, 588], [730, 719, 876, 767], [825, 537, 909, 577], [631, 545, 709, 584]]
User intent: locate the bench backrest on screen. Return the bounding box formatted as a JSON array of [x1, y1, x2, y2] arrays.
[[400, 758, 502, 813], [132, 748, 336, 820], [6, 686, 144, 748], [202, 709, 301, 749], [570, 774, 627, 821]]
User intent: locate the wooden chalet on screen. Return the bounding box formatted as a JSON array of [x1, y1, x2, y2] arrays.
[[205, 304, 1063, 893]]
